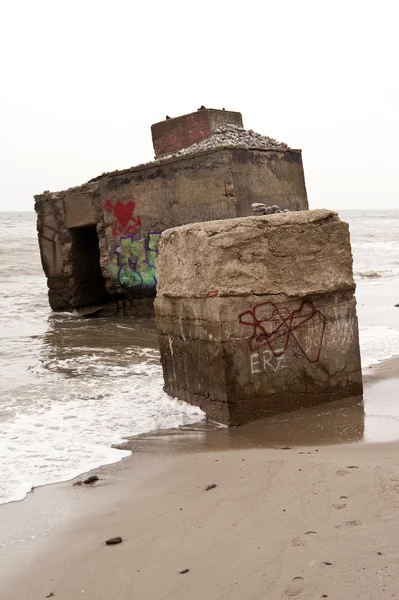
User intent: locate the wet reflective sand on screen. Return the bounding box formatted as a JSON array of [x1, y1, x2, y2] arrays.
[[119, 358, 399, 454]]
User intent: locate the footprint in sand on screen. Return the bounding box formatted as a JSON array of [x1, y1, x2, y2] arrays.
[[285, 577, 305, 597], [336, 469, 350, 476], [335, 520, 362, 529], [292, 536, 306, 547]]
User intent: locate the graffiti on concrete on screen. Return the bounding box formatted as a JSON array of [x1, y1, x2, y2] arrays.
[[239, 301, 326, 365], [104, 198, 162, 289], [327, 308, 355, 347], [104, 199, 142, 236], [111, 232, 161, 288], [250, 350, 287, 375]]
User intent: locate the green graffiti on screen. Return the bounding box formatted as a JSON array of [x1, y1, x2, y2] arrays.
[[110, 233, 161, 289]]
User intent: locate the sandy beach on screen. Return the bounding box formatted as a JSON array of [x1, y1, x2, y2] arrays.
[[1, 357, 399, 599]]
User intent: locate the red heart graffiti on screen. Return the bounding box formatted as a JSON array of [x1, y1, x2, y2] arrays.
[[104, 199, 142, 236], [113, 201, 136, 231]]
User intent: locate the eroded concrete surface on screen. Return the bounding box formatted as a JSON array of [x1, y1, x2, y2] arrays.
[[155, 210, 363, 425]]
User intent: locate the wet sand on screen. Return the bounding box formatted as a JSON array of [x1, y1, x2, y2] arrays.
[[1, 357, 399, 599]]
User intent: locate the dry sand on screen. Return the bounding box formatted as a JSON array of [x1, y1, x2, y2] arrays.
[[1, 358, 399, 600]]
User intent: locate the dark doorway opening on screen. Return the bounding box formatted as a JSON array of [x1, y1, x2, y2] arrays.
[[70, 225, 109, 307]]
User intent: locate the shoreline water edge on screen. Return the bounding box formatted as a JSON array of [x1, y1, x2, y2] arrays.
[[0, 210, 399, 506], [1, 355, 399, 599]]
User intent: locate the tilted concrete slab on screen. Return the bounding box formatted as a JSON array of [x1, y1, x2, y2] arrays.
[[155, 210, 363, 425]]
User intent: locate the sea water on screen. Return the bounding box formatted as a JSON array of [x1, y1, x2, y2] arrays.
[[0, 210, 398, 505]]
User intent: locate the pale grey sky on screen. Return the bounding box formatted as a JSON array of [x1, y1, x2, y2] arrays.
[[1, 0, 398, 211]]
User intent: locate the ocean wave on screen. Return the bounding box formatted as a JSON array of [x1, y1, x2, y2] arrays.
[[356, 270, 384, 279], [0, 363, 205, 505]]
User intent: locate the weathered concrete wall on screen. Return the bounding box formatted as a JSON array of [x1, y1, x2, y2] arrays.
[[155, 210, 363, 425], [35, 147, 308, 313], [231, 149, 308, 215], [36, 184, 108, 310], [151, 109, 243, 158]]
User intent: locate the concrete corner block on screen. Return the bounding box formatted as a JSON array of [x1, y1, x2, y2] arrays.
[[155, 211, 363, 426]]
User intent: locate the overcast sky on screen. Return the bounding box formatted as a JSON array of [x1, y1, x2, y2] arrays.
[[1, 0, 397, 211]]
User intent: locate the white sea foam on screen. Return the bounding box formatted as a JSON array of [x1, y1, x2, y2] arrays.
[[0, 353, 204, 504], [359, 326, 399, 368]]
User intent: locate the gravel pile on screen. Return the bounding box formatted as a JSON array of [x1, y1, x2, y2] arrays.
[[161, 123, 289, 160], [251, 203, 289, 215], [85, 123, 290, 181]]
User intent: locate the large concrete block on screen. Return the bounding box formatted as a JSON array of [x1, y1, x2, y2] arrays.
[[155, 210, 363, 426]]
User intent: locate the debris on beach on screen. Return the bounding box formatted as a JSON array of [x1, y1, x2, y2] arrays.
[[84, 475, 99, 485], [105, 536, 123, 545], [205, 483, 217, 491], [179, 569, 190, 575]]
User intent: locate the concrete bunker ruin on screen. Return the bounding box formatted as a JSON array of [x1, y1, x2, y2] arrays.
[[35, 108, 308, 314], [155, 210, 363, 425]]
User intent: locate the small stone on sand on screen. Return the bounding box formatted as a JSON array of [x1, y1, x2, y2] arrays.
[[205, 483, 217, 491], [105, 537, 122, 545], [84, 475, 99, 485]]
